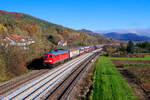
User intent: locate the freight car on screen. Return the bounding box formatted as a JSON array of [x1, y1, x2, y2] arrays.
[[84, 46, 90, 52], [89, 46, 97, 52], [68, 48, 79, 59], [78, 47, 86, 55]]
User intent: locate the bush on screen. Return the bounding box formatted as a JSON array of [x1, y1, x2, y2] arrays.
[[48, 35, 60, 45], [127, 40, 135, 54], [0, 55, 7, 81], [0, 45, 27, 81], [6, 46, 26, 76]]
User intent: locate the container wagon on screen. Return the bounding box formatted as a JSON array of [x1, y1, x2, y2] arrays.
[[79, 47, 85, 55], [68, 48, 79, 58]]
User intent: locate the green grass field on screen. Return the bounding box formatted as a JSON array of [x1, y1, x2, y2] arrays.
[[109, 55, 150, 60], [90, 56, 137, 100]]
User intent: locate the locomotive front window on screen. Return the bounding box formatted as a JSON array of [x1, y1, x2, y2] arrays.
[[49, 55, 53, 58], [44, 55, 48, 58]]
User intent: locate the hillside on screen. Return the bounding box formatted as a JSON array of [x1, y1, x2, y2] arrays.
[[0, 10, 105, 48], [0, 10, 111, 82], [104, 32, 150, 41]]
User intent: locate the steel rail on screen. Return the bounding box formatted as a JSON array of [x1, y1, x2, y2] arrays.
[[0, 53, 92, 100]]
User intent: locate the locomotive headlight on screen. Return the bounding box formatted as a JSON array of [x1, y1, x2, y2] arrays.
[[49, 60, 52, 62]]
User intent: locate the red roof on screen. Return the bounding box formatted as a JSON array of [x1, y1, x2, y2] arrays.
[[61, 40, 67, 44], [7, 34, 30, 43], [9, 34, 21, 39]]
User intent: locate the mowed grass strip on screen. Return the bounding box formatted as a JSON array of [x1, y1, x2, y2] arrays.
[[91, 56, 137, 100], [109, 55, 150, 60]]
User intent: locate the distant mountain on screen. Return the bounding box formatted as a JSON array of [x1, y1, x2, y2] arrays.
[[104, 32, 150, 41]]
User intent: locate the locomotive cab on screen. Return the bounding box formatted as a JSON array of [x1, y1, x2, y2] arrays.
[[43, 54, 54, 64], [43, 49, 69, 67]]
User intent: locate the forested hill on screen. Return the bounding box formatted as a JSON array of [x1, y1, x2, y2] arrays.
[[0, 10, 111, 82], [0, 10, 110, 48]]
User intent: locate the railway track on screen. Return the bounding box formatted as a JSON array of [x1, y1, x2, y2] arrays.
[[0, 69, 49, 96], [45, 52, 99, 100], [0, 52, 95, 100]]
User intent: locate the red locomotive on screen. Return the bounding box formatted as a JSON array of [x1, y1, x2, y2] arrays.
[[43, 49, 69, 66]]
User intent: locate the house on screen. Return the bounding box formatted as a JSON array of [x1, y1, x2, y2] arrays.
[[1, 34, 35, 49], [58, 40, 67, 46]]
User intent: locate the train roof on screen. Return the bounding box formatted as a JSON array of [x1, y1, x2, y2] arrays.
[[84, 46, 90, 48], [78, 47, 85, 49], [45, 49, 68, 55]]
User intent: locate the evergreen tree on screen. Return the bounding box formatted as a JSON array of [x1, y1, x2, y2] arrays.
[[127, 40, 134, 54], [119, 43, 126, 53]]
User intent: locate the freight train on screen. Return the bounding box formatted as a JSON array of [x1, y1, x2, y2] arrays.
[[43, 45, 102, 67]]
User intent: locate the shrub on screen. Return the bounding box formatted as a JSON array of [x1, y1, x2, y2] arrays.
[[0, 55, 7, 81], [0, 45, 27, 81]]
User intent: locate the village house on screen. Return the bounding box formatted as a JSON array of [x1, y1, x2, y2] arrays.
[[58, 40, 67, 47], [1, 34, 35, 49]]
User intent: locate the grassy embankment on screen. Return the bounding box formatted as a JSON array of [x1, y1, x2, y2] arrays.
[[90, 56, 137, 100]]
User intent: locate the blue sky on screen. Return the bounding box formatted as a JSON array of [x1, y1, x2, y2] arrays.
[[0, 0, 150, 33]]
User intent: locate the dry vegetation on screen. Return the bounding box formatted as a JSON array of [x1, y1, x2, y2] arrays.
[[128, 66, 150, 92], [73, 65, 94, 100], [112, 59, 150, 100], [0, 46, 27, 81]]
